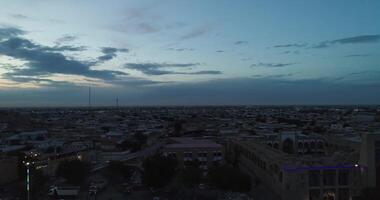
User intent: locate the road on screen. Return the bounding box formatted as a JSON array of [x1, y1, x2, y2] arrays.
[[92, 142, 163, 172]]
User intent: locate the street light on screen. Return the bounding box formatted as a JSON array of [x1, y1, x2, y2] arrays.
[[23, 161, 33, 200]]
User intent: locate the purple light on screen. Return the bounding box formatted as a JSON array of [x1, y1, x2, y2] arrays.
[[283, 164, 367, 172]]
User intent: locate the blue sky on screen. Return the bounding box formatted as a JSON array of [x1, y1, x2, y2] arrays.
[[0, 0, 379, 106]]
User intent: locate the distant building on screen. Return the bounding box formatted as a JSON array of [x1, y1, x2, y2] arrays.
[[163, 137, 223, 172], [226, 132, 370, 200]]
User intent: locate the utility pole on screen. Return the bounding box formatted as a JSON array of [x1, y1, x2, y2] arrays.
[[88, 86, 92, 108]]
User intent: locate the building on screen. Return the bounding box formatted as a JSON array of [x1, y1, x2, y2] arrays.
[[163, 137, 223, 172], [0, 155, 18, 184], [227, 132, 369, 200]]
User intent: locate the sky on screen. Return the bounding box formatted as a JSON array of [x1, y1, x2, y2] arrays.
[[0, 0, 379, 106]]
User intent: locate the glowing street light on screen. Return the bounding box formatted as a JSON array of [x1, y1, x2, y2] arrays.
[[23, 161, 33, 200]]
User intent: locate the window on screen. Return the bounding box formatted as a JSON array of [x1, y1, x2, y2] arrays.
[[309, 170, 321, 187], [184, 152, 193, 157], [338, 188, 349, 200], [338, 170, 349, 186], [323, 170, 336, 186]]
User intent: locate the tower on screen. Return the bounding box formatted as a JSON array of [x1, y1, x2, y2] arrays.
[[88, 86, 92, 108]]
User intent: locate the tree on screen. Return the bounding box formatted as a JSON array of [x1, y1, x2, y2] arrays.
[[119, 140, 141, 152], [134, 132, 147, 144], [180, 161, 202, 187], [31, 169, 49, 199], [142, 154, 177, 188], [56, 159, 90, 184], [357, 187, 380, 200], [118, 133, 148, 152], [208, 165, 251, 192], [105, 161, 134, 183]]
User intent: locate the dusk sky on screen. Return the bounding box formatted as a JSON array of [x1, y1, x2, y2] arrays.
[[0, 0, 379, 106]]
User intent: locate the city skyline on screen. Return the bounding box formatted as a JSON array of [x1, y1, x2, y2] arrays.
[[0, 0, 380, 106]]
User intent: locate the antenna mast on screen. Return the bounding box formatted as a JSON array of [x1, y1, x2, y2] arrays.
[[88, 86, 92, 108]]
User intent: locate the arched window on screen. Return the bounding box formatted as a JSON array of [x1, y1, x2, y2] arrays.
[[283, 138, 294, 154], [311, 141, 316, 149]]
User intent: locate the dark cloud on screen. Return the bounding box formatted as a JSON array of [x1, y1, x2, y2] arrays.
[[110, 6, 186, 35], [273, 43, 307, 48], [332, 35, 380, 44], [124, 62, 221, 75], [3, 75, 76, 87], [48, 45, 87, 52], [131, 77, 380, 105], [234, 41, 248, 45], [0, 28, 128, 83], [252, 73, 294, 79], [282, 50, 300, 54], [335, 70, 380, 83], [0, 27, 26, 39], [166, 48, 195, 52], [97, 47, 129, 62], [184, 70, 222, 75], [312, 35, 380, 49], [55, 35, 77, 45], [241, 57, 253, 61], [216, 50, 224, 53], [272, 34, 380, 50], [344, 54, 371, 58], [180, 25, 211, 40], [9, 14, 30, 20], [133, 22, 158, 34], [250, 62, 296, 68], [1, 76, 379, 106]]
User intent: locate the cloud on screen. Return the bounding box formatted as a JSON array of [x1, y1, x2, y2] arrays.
[[333, 70, 380, 84], [241, 57, 253, 61], [282, 50, 300, 54], [97, 47, 129, 62], [180, 25, 211, 40], [166, 48, 195, 52], [252, 73, 294, 79], [0, 27, 129, 84], [344, 54, 371, 58], [124, 62, 221, 75], [0, 26, 26, 39], [9, 14, 30, 20], [331, 35, 380, 44], [1, 76, 379, 106], [311, 34, 380, 49], [234, 41, 248, 45], [48, 45, 87, 52], [3, 75, 76, 87], [132, 22, 158, 34], [110, 6, 186, 35], [216, 50, 225, 53], [272, 34, 380, 50], [273, 43, 307, 48], [130, 77, 380, 105], [250, 62, 296, 68], [55, 35, 77, 45], [185, 70, 222, 75]]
